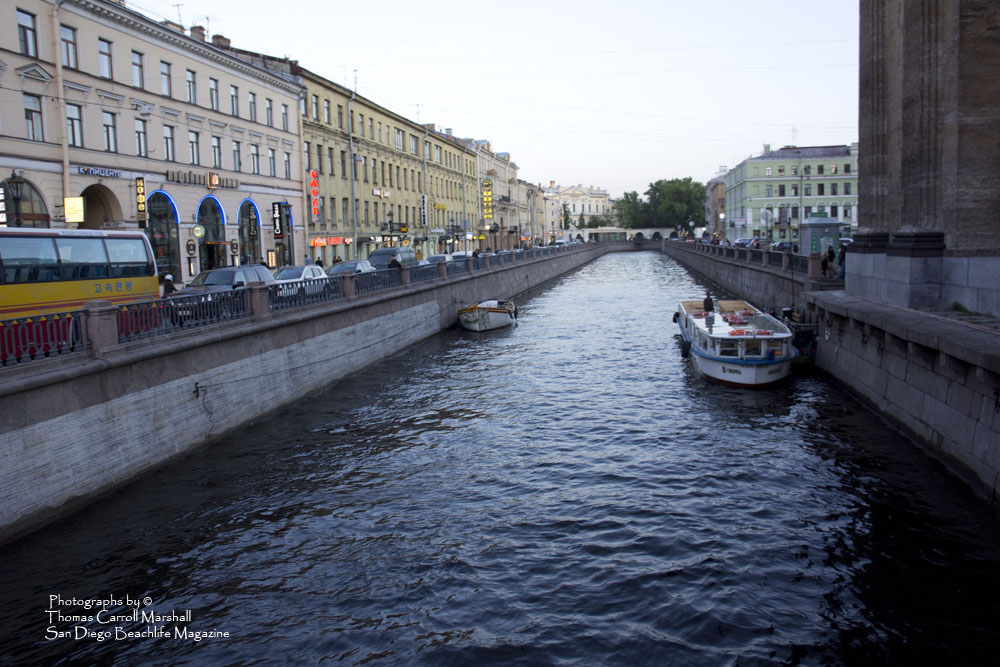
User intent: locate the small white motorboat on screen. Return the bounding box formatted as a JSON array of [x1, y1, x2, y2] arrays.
[[674, 298, 797, 387], [458, 299, 517, 331]]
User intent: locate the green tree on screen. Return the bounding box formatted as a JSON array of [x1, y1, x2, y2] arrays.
[[578, 212, 586, 227], [616, 191, 645, 228], [644, 178, 706, 233], [561, 204, 571, 230]]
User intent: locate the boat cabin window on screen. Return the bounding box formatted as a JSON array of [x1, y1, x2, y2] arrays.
[[698, 331, 709, 350], [719, 340, 739, 357], [744, 340, 764, 357], [766, 340, 784, 357]]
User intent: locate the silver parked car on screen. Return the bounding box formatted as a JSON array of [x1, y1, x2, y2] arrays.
[[272, 264, 330, 296]]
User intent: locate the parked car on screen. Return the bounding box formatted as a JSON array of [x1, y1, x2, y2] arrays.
[[272, 264, 330, 297], [327, 260, 375, 276], [173, 265, 276, 296], [367, 246, 417, 269], [734, 238, 752, 248], [771, 241, 798, 252], [424, 254, 453, 263]]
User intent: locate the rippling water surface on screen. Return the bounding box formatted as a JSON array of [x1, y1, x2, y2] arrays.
[[3, 251, 1000, 665]]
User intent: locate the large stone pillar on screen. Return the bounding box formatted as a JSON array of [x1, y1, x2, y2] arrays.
[[854, 0, 1000, 314]]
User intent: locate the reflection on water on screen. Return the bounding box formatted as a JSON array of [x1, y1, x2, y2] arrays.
[[1, 251, 999, 665]]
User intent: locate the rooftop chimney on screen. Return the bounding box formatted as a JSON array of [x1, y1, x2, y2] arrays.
[[445, 128, 452, 136], [212, 34, 231, 49], [190, 25, 206, 41]]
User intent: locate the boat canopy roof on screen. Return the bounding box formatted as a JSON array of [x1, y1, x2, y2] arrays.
[[680, 299, 791, 338]]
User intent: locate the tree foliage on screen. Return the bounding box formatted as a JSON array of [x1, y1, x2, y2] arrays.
[[617, 178, 706, 233]]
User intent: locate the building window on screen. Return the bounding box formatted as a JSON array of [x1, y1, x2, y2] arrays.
[[340, 151, 347, 179], [311, 95, 319, 120], [337, 105, 344, 129], [265, 98, 273, 126], [283, 152, 291, 179], [316, 144, 323, 173], [211, 136, 222, 168], [163, 126, 175, 161], [160, 62, 171, 96], [134, 118, 147, 156], [281, 104, 288, 131], [186, 70, 196, 104], [328, 147, 334, 175], [791, 184, 799, 196], [844, 163, 851, 174], [362, 156, 368, 182], [805, 184, 812, 196], [778, 184, 785, 197], [372, 159, 377, 184], [830, 205, 839, 218], [60, 25, 78, 68], [232, 141, 242, 172], [844, 204, 852, 218], [360, 114, 365, 137], [778, 166, 785, 175], [67, 104, 83, 147], [17, 10, 37, 57], [102, 111, 117, 152], [791, 166, 799, 176], [230, 85, 239, 116], [435, 146, 442, 163], [831, 183, 838, 196], [250, 144, 260, 174], [342, 199, 348, 226], [324, 100, 330, 124], [830, 165, 838, 174], [188, 131, 199, 165], [817, 183, 825, 196], [817, 164, 824, 175], [209, 78, 219, 110], [409, 135, 419, 156], [304, 141, 311, 170], [764, 167, 772, 176], [249, 92, 257, 122], [98, 39, 113, 79], [369, 118, 374, 139], [268, 148, 276, 176], [132, 52, 144, 88], [791, 206, 799, 219], [844, 183, 852, 195], [395, 129, 404, 151]]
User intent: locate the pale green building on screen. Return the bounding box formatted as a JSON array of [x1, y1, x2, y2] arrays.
[[723, 143, 859, 243]]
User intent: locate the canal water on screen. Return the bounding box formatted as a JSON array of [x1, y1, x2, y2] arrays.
[[2, 250, 999, 665]]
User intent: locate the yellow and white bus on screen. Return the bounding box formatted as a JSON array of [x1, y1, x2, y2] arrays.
[[0, 227, 158, 320]]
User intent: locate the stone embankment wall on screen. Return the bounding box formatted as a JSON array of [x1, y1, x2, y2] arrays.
[[666, 243, 1000, 499], [0, 244, 620, 543]]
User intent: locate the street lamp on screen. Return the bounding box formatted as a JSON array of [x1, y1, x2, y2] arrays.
[[6, 171, 26, 227]]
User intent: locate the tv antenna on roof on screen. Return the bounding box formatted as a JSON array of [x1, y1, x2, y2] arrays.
[[172, 4, 183, 24]]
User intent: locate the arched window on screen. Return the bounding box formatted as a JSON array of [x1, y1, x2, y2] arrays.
[[147, 191, 180, 279]]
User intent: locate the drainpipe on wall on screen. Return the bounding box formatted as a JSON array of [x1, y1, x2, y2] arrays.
[[51, 1, 70, 223], [347, 87, 359, 260]]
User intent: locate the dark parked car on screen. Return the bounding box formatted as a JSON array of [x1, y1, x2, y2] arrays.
[[174, 265, 276, 296], [327, 260, 375, 276], [771, 241, 798, 252]]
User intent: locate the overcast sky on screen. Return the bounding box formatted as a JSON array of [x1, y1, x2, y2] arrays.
[[131, 0, 859, 199]]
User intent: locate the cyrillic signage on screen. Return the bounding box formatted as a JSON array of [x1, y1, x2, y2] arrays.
[[135, 177, 147, 221], [308, 170, 320, 219], [482, 179, 493, 220]]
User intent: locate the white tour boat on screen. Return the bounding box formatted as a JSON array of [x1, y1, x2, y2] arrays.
[[674, 298, 797, 387], [458, 299, 518, 332]]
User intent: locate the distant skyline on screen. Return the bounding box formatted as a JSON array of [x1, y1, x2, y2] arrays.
[[130, 0, 859, 199]]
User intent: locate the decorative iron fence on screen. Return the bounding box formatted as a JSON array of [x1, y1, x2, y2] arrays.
[[268, 277, 345, 311], [355, 269, 401, 296], [0, 311, 87, 366], [409, 264, 442, 284]]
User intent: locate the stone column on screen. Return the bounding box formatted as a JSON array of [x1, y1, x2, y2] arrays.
[[84, 300, 119, 359]]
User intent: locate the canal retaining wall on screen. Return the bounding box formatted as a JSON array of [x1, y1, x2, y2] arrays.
[[0, 244, 622, 543], [666, 243, 1000, 500]]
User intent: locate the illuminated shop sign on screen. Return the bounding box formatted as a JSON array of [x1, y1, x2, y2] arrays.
[[308, 170, 320, 218]]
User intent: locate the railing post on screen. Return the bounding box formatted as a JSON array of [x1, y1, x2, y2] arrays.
[[782, 252, 791, 270], [84, 300, 119, 359], [465, 257, 475, 272], [807, 254, 823, 279], [249, 282, 271, 321], [438, 262, 447, 279], [400, 265, 411, 287], [344, 274, 357, 300]]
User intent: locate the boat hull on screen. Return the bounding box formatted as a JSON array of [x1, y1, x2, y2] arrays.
[[691, 354, 793, 387], [458, 301, 516, 332]]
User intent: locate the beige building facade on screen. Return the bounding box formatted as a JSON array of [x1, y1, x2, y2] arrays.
[[1, 0, 305, 282], [542, 182, 610, 235]]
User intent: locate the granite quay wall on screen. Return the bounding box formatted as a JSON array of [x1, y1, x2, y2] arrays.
[[663, 240, 841, 313], [0, 243, 623, 543], [665, 243, 1000, 500], [806, 291, 1000, 499]]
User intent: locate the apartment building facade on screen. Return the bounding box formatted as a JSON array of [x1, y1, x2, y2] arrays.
[[2, 0, 305, 281], [542, 182, 611, 231], [723, 144, 859, 242]]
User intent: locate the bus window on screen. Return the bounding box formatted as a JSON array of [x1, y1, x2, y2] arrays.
[[106, 238, 153, 278], [55, 237, 109, 280], [0, 235, 60, 284]]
